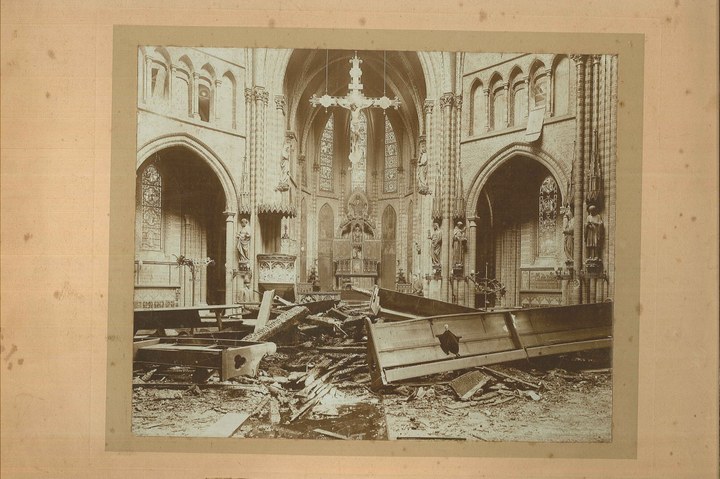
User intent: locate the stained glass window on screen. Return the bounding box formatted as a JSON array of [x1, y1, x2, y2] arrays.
[[383, 116, 398, 193], [538, 175, 558, 257], [141, 164, 162, 250], [319, 114, 334, 192], [351, 111, 368, 191]]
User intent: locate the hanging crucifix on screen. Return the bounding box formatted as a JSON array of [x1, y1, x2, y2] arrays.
[[310, 52, 401, 169]]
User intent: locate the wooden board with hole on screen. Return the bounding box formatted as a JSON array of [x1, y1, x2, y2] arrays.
[[133, 337, 277, 381], [365, 301, 612, 389]]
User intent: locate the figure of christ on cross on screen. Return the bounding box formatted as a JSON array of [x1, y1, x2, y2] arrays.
[[310, 52, 401, 169]]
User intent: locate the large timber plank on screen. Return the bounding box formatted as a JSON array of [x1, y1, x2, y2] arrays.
[[198, 412, 251, 437], [254, 290, 275, 333]]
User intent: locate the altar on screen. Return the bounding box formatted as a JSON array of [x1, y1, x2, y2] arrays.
[[332, 191, 381, 290]]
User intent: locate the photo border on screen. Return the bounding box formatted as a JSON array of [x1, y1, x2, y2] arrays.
[[108, 26, 643, 458]]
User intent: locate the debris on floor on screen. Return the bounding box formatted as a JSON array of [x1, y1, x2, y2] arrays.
[[132, 293, 613, 441]]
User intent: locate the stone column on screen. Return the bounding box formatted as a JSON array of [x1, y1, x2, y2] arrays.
[[422, 101, 434, 279], [503, 83, 510, 128], [466, 216, 478, 308], [191, 72, 200, 119], [224, 211, 236, 304], [439, 92, 454, 301], [547, 72, 554, 116], [253, 86, 269, 201], [214, 79, 222, 122], [570, 54, 586, 305], [483, 88, 490, 131], [524, 76, 530, 118], [144, 57, 152, 103], [168, 65, 176, 106]]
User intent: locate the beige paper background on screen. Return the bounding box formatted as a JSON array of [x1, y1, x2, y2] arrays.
[[1, 1, 718, 478]]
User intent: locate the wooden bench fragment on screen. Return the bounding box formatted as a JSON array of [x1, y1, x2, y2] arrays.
[[244, 306, 311, 342]]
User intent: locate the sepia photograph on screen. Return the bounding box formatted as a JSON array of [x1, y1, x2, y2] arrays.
[[130, 45, 618, 442]]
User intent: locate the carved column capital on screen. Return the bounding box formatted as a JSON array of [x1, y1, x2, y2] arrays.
[[244, 88, 253, 103], [253, 86, 269, 105], [592, 54, 602, 65], [274, 94, 287, 113], [297, 153, 306, 163], [423, 100, 435, 114], [570, 54, 586, 65], [454, 94, 463, 110], [214, 78, 223, 87], [223, 210, 236, 221], [439, 93, 454, 109], [192, 72, 201, 80]]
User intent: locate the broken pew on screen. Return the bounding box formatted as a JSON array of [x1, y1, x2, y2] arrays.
[[352, 286, 475, 320], [365, 301, 612, 389], [134, 303, 258, 334], [133, 337, 276, 381]]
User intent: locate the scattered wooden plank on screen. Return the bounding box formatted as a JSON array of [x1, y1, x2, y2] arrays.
[[244, 306, 310, 342], [316, 346, 367, 354], [269, 398, 281, 424], [288, 384, 333, 423], [254, 290, 275, 332], [198, 412, 251, 437], [314, 428, 349, 440], [480, 366, 540, 390], [449, 370, 492, 400]]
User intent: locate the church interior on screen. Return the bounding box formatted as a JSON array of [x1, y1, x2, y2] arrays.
[[131, 46, 617, 440], [134, 47, 617, 310]]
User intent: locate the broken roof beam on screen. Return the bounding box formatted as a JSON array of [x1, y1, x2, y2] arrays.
[[366, 301, 613, 389]]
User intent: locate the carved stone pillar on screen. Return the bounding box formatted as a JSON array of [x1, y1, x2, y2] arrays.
[[253, 86, 269, 202], [547, 72, 554, 116], [570, 54, 586, 305], [439, 92, 454, 300], [144, 57, 152, 103], [214, 79, 222, 121], [191, 72, 200, 119], [483, 88, 490, 131], [224, 211, 236, 304], [504, 82, 511, 127], [466, 216, 478, 308], [524, 76, 531, 118]]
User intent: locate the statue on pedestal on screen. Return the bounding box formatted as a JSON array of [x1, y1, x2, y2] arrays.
[[584, 206, 604, 260], [562, 206, 574, 263], [430, 222, 442, 275], [236, 218, 251, 265], [452, 221, 467, 266], [417, 143, 430, 195]]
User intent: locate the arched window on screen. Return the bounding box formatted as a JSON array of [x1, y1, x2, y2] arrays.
[[531, 72, 549, 110], [492, 86, 506, 130], [470, 81, 485, 135], [218, 73, 236, 129], [512, 81, 528, 126], [319, 114, 334, 192], [553, 56, 571, 116], [150, 62, 169, 101], [538, 175, 559, 257], [351, 111, 368, 191], [140, 164, 162, 251], [198, 83, 211, 122], [383, 116, 398, 193]]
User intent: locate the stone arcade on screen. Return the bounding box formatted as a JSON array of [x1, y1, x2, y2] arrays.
[[134, 47, 617, 310]]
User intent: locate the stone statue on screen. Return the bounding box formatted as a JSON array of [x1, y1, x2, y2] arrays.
[[411, 273, 424, 297], [236, 218, 251, 263], [584, 205, 604, 259], [452, 221, 467, 266], [562, 206, 574, 262], [417, 143, 429, 194], [278, 137, 291, 189], [430, 222, 442, 271]]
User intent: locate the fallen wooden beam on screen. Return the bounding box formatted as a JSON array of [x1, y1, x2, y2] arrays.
[[199, 412, 251, 437], [133, 337, 276, 381], [314, 428, 349, 440], [255, 290, 275, 332], [243, 306, 310, 342], [366, 301, 613, 389]]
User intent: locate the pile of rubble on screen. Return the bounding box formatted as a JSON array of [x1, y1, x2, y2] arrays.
[[132, 290, 612, 439]]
